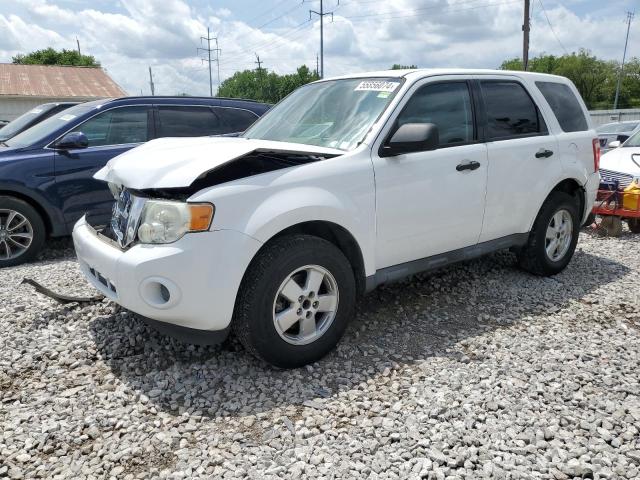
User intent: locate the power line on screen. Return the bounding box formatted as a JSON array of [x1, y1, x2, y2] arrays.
[[614, 11, 635, 109], [309, 0, 339, 78], [537, 0, 568, 55], [198, 27, 221, 96]]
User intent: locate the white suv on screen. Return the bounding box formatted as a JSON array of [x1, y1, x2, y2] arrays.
[[73, 69, 600, 368]]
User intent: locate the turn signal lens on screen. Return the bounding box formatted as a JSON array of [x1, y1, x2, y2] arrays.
[[188, 204, 215, 231]]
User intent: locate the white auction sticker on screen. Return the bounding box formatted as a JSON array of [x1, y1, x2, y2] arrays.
[[355, 80, 400, 92], [29, 108, 43, 114], [58, 114, 76, 122]]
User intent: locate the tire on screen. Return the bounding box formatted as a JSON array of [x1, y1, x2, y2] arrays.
[[0, 196, 46, 268], [627, 218, 640, 234], [232, 234, 356, 368], [518, 191, 580, 276]]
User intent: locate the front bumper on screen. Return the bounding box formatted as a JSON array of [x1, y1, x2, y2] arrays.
[[73, 216, 263, 332]]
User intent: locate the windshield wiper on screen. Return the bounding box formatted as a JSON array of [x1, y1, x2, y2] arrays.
[[0, 141, 8, 147]]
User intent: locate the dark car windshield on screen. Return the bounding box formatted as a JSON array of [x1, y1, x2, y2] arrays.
[[5, 100, 106, 148], [0, 105, 59, 142], [624, 129, 640, 147], [243, 77, 402, 151]]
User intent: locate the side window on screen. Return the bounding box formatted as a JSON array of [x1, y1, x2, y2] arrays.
[[396, 82, 474, 146], [157, 106, 222, 137], [536, 81, 589, 132], [215, 107, 259, 134], [73, 107, 149, 147], [481, 81, 544, 139]]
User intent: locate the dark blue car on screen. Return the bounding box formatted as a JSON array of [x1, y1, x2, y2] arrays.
[[0, 96, 270, 267]]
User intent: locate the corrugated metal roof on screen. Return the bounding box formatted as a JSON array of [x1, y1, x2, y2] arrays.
[[0, 64, 127, 98]]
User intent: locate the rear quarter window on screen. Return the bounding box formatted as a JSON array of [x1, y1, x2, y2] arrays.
[[535, 81, 589, 133]]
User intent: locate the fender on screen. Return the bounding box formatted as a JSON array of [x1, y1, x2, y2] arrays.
[[189, 157, 377, 276], [0, 181, 67, 236]]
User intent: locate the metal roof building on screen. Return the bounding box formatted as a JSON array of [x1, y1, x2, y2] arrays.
[[0, 64, 127, 121]]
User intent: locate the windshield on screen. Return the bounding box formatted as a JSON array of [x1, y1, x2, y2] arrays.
[[597, 122, 639, 134], [6, 100, 104, 148], [624, 129, 640, 147], [243, 77, 403, 151], [0, 105, 57, 141]]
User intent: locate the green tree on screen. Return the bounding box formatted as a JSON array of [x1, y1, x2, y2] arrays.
[[391, 64, 418, 70], [217, 65, 319, 103], [12, 47, 100, 67], [499, 50, 640, 109]]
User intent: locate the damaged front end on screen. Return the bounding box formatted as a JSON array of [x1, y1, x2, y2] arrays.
[[90, 145, 342, 248]]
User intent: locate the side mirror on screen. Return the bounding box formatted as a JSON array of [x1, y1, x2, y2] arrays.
[[608, 140, 621, 149], [381, 123, 439, 157], [54, 131, 88, 150]]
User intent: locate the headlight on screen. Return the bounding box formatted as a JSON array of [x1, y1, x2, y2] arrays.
[[137, 200, 214, 244]]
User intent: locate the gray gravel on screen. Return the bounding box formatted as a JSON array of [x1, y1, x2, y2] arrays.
[[1, 229, 639, 479]]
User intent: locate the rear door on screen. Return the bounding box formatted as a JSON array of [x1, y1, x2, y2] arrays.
[[476, 77, 561, 242], [155, 105, 225, 138], [214, 107, 260, 134], [54, 105, 153, 229]]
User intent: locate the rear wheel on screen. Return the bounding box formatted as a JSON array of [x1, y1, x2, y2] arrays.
[[232, 235, 356, 368], [0, 196, 46, 268], [518, 191, 580, 276]]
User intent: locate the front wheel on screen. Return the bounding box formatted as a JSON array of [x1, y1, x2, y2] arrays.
[[232, 235, 356, 368], [518, 191, 580, 276]]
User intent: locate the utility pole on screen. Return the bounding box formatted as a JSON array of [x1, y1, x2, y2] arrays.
[[614, 11, 634, 110], [148, 66, 155, 96], [309, 0, 339, 78], [255, 53, 263, 72], [316, 54, 319, 76], [76, 37, 81, 56], [522, 0, 530, 70], [255, 53, 265, 101], [198, 27, 221, 96]]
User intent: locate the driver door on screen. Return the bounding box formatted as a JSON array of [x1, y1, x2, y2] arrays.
[[371, 78, 488, 269], [53, 105, 153, 230]]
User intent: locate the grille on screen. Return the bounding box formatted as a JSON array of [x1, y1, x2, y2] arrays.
[[110, 189, 145, 248], [599, 169, 634, 188]]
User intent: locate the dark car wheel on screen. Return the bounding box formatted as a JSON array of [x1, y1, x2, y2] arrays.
[[232, 234, 356, 368], [0, 196, 46, 268], [518, 191, 580, 276]]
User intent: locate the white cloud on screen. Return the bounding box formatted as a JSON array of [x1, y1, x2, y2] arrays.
[[0, 0, 635, 97]]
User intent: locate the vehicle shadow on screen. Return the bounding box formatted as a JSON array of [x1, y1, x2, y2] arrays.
[[89, 246, 629, 421]]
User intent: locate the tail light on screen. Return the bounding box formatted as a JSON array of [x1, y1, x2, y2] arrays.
[[592, 138, 601, 172]]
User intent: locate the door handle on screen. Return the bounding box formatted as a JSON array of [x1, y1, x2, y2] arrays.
[[535, 149, 554, 158], [456, 160, 481, 172]]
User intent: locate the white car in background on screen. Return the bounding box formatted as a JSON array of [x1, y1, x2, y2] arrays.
[[599, 128, 640, 188], [73, 69, 599, 368], [596, 120, 640, 152]]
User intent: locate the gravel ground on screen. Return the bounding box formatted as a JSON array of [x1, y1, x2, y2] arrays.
[[1, 230, 639, 480]]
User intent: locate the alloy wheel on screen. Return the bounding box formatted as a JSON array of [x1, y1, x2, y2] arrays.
[[272, 264, 339, 346], [545, 209, 573, 262], [0, 209, 34, 261]]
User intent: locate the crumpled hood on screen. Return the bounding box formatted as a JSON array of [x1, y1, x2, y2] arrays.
[[95, 136, 344, 189], [600, 146, 640, 176]]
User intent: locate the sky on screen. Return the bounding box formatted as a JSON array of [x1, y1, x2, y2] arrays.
[[0, 0, 637, 96]]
